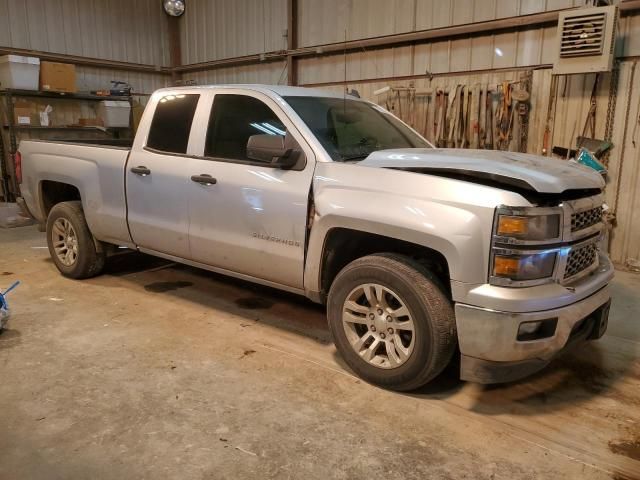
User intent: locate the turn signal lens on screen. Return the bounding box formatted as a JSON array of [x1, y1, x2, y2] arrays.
[[496, 213, 561, 241], [493, 256, 520, 276], [497, 216, 528, 236]]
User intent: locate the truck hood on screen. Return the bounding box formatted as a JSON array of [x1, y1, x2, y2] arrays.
[[358, 148, 605, 194]]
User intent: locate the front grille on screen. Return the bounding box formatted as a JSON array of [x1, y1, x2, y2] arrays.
[[571, 206, 603, 232], [564, 242, 598, 279]]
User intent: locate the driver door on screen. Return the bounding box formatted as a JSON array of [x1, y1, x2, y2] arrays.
[[186, 91, 316, 290]]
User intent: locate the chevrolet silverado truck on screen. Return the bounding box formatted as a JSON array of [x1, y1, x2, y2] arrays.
[[17, 85, 613, 390]]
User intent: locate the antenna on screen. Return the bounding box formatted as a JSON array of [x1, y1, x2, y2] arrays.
[[343, 29, 347, 112]]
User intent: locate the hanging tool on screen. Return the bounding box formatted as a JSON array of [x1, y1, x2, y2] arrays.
[[486, 86, 495, 149], [461, 85, 470, 148], [470, 83, 481, 149], [415, 88, 433, 140], [447, 85, 461, 148], [434, 89, 447, 147], [479, 84, 488, 149], [512, 87, 530, 153]]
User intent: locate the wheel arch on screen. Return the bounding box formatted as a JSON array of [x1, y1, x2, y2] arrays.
[[308, 225, 453, 303], [40, 180, 82, 218]]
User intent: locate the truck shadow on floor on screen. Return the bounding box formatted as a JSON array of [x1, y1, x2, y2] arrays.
[[99, 250, 331, 344], [97, 251, 636, 412]]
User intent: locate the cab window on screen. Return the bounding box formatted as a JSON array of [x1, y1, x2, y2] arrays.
[[147, 94, 200, 154], [205, 94, 288, 161]]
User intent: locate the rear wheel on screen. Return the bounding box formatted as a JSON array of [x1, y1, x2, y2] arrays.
[[328, 253, 457, 391], [46, 201, 105, 279]]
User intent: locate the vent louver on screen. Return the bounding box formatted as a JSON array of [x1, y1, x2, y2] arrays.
[[560, 12, 606, 58], [553, 5, 618, 75]]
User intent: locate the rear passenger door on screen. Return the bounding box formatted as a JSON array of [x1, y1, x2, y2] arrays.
[[126, 92, 201, 258], [187, 91, 315, 290]]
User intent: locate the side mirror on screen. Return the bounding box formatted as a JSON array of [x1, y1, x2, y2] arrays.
[[247, 134, 299, 169]]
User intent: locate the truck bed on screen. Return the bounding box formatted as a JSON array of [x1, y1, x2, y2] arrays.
[[19, 139, 133, 246]]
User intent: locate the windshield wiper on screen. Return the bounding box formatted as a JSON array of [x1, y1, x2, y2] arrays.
[[339, 154, 372, 162]]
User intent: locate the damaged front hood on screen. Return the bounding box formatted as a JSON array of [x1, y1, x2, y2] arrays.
[[358, 148, 605, 194]]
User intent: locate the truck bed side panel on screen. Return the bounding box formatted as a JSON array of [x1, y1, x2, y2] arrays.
[[20, 141, 132, 246]]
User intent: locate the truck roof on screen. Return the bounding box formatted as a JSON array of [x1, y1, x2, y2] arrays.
[[153, 84, 356, 100]]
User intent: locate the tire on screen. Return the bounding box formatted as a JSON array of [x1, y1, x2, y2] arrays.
[[327, 253, 457, 391], [46, 201, 106, 279]]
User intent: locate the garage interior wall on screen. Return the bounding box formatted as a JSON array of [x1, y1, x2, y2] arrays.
[[0, 0, 639, 269]]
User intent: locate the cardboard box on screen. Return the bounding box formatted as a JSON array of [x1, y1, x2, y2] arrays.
[[13, 101, 38, 126], [39, 61, 76, 93]]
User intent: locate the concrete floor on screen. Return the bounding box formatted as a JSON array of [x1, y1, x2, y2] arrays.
[[1, 225, 639, 480]]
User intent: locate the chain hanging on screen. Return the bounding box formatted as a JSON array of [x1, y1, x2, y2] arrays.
[[602, 61, 620, 167]]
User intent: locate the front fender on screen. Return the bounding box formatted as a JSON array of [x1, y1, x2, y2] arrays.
[[304, 186, 492, 294]]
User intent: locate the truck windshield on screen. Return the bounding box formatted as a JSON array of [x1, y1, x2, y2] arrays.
[[283, 96, 432, 162]]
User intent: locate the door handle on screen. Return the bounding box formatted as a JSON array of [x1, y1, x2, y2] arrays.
[[191, 174, 217, 186], [131, 166, 151, 176]]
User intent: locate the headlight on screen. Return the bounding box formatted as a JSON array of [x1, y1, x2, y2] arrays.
[[492, 252, 557, 281], [491, 206, 564, 286], [496, 214, 561, 241]]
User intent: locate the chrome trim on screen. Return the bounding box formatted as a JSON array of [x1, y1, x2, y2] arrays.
[[562, 241, 600, 285], [561, 193, 605, 242], [455, 284, 611, 362]]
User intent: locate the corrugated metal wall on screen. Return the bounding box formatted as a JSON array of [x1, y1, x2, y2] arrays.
[[184, 61, 288, 86], [180, 0, 288, 64], [297, 0, 582, 47], [0, 0, 170, 66]]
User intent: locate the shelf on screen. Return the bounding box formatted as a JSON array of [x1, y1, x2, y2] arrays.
[[3, 125, 129, 131], [1, 89, 131, 102]]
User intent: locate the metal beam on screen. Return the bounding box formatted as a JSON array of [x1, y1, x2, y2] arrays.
[[167, 15, 183, 84], [0, 46, 172, 75], [286, 0, 298, 86]]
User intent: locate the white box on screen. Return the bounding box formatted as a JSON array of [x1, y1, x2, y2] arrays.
[[97, 100, 130, 128], [0, 55, 40, 90]]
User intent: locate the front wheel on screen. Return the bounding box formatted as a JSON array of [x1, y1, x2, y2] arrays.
[[327, 253, 457, 391], [46, 201, 106, 279]]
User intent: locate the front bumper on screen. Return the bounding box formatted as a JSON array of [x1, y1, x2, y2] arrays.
[[455, 262, 612, 384]]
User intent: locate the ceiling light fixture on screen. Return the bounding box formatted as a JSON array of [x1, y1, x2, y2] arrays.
[[163, 0, 185, 17]]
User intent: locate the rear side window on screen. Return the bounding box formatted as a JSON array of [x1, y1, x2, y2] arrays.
[[205, 94, 286, 160], [147, 94, 200, 154]]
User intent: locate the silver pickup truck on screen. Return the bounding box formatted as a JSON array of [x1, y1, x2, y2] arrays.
[[17, 85, 613, 390]]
